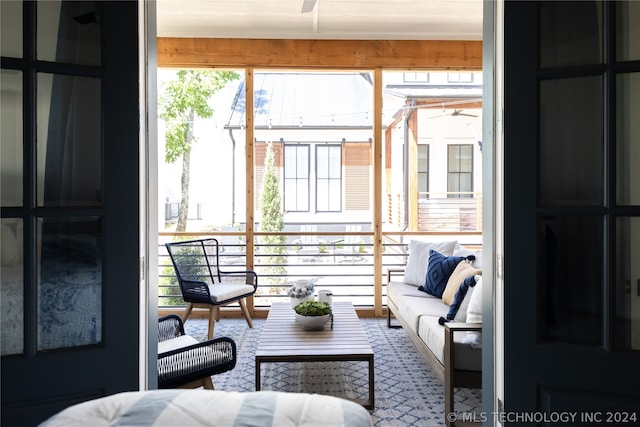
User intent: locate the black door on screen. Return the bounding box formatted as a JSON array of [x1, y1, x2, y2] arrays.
[[503, 0, 640, 421], [1, 1, 141, 425]]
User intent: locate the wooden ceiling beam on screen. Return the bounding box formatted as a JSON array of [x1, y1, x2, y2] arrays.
[[157, 38, 482, 69]]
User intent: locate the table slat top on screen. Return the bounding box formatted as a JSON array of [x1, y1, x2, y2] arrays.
[[256, 302, 373, 357]]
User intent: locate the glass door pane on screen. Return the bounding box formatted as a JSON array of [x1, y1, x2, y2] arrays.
[[37, 0, 101, 66], [36, 73, 102, 207], [616, 1, 640, 61], [1, 70, 23, 207], [616, 73, 640, 205], [539, 76, 603, 206], [37, 217, 102, 351], [615, 217, 640, 350], [1, 218, 24, 356], [539, 1, 603, 68], [1, 0, 22, 58], [538, 216, 603, 346]]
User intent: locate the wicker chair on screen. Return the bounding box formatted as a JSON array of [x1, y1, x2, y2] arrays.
[[165, 238, 258, 339], [157, 314, 236, 389]]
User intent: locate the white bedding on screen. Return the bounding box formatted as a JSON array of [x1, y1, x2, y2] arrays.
[[40, 389, 374, 427]]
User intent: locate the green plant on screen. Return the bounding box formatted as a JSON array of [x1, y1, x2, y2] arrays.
[[293, 301, 332, 316], [158, 263, 185, 307], [159, 69, 240, 231], [258, 142, 288, 283]]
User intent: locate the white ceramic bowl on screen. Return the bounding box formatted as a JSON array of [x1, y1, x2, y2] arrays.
[[295, 313, 331, 331]]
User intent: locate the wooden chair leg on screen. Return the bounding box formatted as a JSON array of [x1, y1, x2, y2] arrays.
[[203, 376, 214, 390], [207, 307, 216, 339], [238, 298, 253, 328], [182, 303, 194, 324]]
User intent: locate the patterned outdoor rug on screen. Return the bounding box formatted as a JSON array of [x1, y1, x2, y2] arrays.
[[184, 316, 482, 427]]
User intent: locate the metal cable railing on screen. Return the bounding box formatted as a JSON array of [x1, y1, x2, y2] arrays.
[[158, 233, 480, 310]]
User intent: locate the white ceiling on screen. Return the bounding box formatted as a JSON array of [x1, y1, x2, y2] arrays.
[[156, 0, 483, 40]]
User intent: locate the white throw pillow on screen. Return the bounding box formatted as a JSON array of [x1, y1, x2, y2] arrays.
[[453, 246, 483, 269], [471, 250, 483, 270], [453, 284, 474, 322], [466, 275, 483, 323], [403, 240, 458, 287], [463, 275, 483, 347]]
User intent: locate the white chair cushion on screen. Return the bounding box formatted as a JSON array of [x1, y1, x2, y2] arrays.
[[208, 284, 254, 303], [158, 335, 199, 354]]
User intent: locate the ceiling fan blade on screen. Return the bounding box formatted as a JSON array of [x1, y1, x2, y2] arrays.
[[301, 0, 317, 13], [451, 109, 478, 117]]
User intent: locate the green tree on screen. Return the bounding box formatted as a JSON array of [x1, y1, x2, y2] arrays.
[[159, 69, 240, 231], [259, 142, 287, 283]]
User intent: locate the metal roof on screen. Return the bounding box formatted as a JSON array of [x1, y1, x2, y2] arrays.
[[226, 73, 378, 129]]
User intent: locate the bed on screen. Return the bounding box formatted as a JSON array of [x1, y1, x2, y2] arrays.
[[39, 389, 374, 427]]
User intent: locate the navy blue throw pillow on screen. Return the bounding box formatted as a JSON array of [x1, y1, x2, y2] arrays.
[[418, 250, 466, 298], [439, 275, 477, 325]]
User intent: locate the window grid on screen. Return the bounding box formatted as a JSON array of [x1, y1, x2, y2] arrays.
[[315, 145, 342, 212], [284, 144, 310, 212], [403, 72, 430, 83], [447, 144, 473, 198], [418, 144, 429, 199]]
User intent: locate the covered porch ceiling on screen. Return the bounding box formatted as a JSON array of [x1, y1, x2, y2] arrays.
[[156, 0, 483, 41]]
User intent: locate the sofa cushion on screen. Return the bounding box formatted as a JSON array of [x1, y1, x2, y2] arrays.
[[392, 293, 449, 332], [442, 261, 482, 305], [440, 275, 478, 324], [387, 281, 430, 303], [403, 240, 458, 287], [419, 250, 466, 298], [418, 315, 482, 371]]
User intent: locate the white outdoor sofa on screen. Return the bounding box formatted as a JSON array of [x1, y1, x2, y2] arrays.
[[386, 239, 483, 426]]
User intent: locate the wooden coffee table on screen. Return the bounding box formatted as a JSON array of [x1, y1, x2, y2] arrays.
[[255, 301, 375, 409]]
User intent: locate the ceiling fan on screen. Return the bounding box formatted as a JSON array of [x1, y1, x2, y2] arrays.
[[301, 0, 318, 13], [451, 109, 478, 117], [429, 108, 478, 119]]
